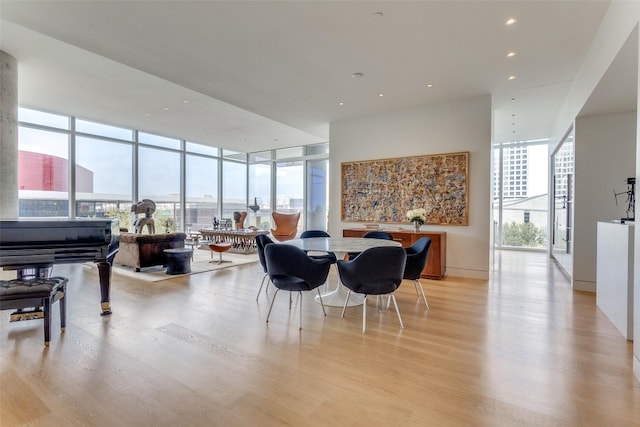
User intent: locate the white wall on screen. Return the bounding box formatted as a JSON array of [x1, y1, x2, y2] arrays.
[[328, 95, 492, 279], [552, 1, 640, 151], [574, 112, 637, 291]]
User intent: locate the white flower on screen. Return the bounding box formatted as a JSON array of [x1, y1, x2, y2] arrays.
[[406, 208, 427, 224]]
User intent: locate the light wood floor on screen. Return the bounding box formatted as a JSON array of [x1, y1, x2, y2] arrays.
[[1, 250, 639, 426]]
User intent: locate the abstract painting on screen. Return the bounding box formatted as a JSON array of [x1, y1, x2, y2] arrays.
[[341, 151, 469, 225]]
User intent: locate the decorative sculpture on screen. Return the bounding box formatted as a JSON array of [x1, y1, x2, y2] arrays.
[[248, 197, 260, 214], [614, 177, 635, 223], [233, 211, 248, 229], [131, 199, 156, 234]]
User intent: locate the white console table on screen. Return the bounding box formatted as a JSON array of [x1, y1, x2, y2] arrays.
[[596, 221, 635, 340]]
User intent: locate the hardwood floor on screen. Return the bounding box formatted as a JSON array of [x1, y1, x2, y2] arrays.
[[1, 250, 639, 426]]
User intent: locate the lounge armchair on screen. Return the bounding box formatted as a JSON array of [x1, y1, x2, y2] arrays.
[[270, 212, 300, 241]]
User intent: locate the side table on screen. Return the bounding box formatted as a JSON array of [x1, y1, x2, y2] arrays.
[[164, 248, 193, 275]]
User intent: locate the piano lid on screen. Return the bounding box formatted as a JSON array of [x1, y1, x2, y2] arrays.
[[0, 218, 119, 248]]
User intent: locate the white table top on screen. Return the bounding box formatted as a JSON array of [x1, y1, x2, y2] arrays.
[[283, 236, 401, 253]]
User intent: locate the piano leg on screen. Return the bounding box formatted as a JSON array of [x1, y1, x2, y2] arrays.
[[97, 260, 112, 315]]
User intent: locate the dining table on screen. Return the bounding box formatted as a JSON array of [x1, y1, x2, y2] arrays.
[[282, 236, 402, 307]]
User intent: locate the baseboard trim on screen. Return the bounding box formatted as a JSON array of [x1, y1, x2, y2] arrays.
[[445, 267, 489, 281], [573, 279, 596, 293]]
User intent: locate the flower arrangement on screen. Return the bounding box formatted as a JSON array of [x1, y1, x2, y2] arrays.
[[406, 208, 427, 225]]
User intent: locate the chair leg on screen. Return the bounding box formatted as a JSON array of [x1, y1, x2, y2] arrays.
[[414, 279, 429, 309], [362, 295, 368, 333], [316, 288, 327, 316], [266, 289, 281, 323], [390, 294, 404, 329], [256, 274, 269, 301], [298, 291, 303, 330], [341, 290, 352, 317]]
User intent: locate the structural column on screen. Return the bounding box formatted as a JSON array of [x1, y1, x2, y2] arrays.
[[0, 50, 18, 220]]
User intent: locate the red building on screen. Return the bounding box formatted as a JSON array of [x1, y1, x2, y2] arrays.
[[18, 151, 93, 192]]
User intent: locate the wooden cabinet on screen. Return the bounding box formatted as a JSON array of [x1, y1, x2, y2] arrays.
[[342, 229, 446, 279]]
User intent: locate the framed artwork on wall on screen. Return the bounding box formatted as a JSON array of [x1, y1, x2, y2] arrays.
[[341, 151, 469, 225]]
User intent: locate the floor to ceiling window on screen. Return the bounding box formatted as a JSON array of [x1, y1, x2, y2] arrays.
[[185, 143, 219, 232], [306, 158, 329, 231], [550, 128, 575, 273], [75, 135, 132, 224], [222, 151, 247, 224], [247, 143, 330, 232], [17, 108, 70, 217], [275, 158, 304, 233], [493, 139, 549, 250], [16, 107, 328, 233], [248, 151, 272, 229], [74, 117, 134, 226]]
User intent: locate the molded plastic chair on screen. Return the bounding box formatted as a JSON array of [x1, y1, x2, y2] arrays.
[[403, 237, 432, 308], [264, 244, 332, 330], [270, 212, 300, 241], [300, 230, 337, 263], [337, 246, 407, 333], [255, 234, 275, 300], [346, 230, 394, 260]]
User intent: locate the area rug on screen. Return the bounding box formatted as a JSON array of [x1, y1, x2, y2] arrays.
[[109, 249, 259, 282]]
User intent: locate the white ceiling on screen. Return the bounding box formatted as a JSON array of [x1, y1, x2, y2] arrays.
[[0, 1, 614, 152]]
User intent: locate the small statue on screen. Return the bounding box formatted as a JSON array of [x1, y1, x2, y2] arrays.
[[213, 216, 219, 230], [131, 199, 156, 234], [248, 197, 260, 213], [233, 211, 247, 229], [614, 177, 635, 223]]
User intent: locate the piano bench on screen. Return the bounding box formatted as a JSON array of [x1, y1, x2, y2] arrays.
[[0, 276, 68, 346]]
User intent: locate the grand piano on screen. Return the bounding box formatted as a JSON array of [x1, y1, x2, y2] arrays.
[[0, 219, 120, 315]]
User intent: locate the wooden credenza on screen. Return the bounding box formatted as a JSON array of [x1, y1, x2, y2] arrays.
[[342, 228, 446, 279]]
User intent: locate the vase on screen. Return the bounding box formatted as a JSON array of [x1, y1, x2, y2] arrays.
[[413, 221, 422, 231]]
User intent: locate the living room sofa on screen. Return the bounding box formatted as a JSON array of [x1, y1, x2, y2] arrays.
[[114, 232, 187, 271]]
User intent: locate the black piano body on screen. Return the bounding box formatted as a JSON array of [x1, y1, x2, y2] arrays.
[[0, 219, 120, 315]]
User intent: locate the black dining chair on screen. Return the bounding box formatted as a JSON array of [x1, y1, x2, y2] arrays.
[[346, 230, 394, 260], [254, 234, 275, 301], [264, 243, 332, 330], [403, 237, 432, 309], [337, 246, 407, 333], [300, 230, 337, 263]]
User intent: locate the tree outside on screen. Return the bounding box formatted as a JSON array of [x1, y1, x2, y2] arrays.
[[501, 221, 547, 248]]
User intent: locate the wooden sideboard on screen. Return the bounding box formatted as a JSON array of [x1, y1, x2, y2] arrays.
[[342, 228, 446, 279]]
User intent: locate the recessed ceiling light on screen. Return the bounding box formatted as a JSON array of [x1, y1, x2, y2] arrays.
[[506, 17, 517, 26], [352, 72, 364, 78], [507, 51, 516, 58], [427, 84, 433, 88], [183, 100, 190, 104], [163, 107, 169, 111], [378, 93, 384, 97], [508, 75, 517, 80], [373, 11, 383, 17], [145, 113, 151, 117], [339, 102, 344, 106]]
